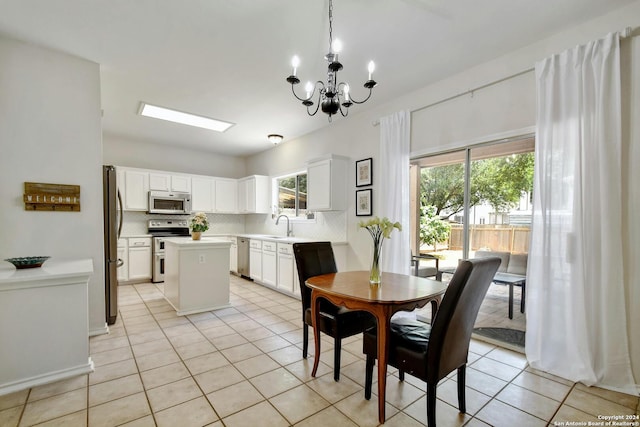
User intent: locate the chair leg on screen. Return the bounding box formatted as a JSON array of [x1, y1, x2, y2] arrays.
[[399, 370, 405, 381], [302, 324, 308, 358], [457, 365, 466, 413], [364, 355, 374, 400], [427, 382, 437, 427], [333, 336, 341, 381]]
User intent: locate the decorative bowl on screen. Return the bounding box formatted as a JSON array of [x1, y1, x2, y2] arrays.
[[4, 256, 50, 269]]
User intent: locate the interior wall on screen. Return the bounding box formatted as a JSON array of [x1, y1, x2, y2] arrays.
[[103, 133, 246, 178], [0, 36, 106, 335], [245, 112, 380, 270]]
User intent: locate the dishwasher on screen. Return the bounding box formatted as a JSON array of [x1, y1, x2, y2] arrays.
[[237, 237, 250, 279]]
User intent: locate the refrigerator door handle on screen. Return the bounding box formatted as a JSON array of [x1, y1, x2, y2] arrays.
[[117, 258, 124, 268], [117, 189, 123, 239]]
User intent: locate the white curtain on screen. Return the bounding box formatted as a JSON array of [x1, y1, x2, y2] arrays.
[[379, 110, 411, 275], [527, 32, 636, 393]]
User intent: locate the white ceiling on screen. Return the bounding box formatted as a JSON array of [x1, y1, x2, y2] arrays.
[[0, 0, 633, 157]]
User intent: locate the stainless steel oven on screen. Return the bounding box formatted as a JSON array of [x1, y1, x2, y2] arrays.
[[148, 219, 190, 283]]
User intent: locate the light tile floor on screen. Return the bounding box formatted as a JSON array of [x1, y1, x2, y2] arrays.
[[1, 275, 638, 426]]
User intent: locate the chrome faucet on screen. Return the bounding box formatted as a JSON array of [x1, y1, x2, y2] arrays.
[[275, 214, 292, 237]]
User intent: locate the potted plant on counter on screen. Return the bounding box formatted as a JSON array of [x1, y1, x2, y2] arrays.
[[189, 212, 209, 240]]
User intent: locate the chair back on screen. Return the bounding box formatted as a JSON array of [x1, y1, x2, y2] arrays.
[[292, 242, 338, 312], [474, 250, 509, 272], [426, 257, 501, 383]]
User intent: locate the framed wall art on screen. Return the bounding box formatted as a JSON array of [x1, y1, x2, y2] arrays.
[[355, 157, 372, 187], [356, 189, 372, 216]]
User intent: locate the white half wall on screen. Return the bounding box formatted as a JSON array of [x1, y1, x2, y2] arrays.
[[0, 36, 105, 335]]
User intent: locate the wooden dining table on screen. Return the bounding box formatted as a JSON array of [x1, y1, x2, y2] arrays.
[[305, 271, 447, 424]]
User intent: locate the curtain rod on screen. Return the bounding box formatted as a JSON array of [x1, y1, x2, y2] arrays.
[[372, 67, 533, 126], [373, 26, 637, 127]]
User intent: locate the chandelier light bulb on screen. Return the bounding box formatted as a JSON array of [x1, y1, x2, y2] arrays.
[[331, 38, 343, 54], [344, 84, 350, 101], [305, 81, 314, 99], [368, 61, 375, 80], [291, 55, 300, 76]]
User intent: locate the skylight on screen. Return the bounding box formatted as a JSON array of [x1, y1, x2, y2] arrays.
[[138, 103, 234, 132]]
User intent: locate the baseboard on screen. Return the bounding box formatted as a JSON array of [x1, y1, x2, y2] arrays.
[[89, 323, 109, 337], [0, 359, 94, 396]]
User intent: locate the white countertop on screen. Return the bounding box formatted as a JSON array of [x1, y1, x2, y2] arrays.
[[164, 237, 232, 247], [236, 234, 313, 244], [0, 258, 94, 288]]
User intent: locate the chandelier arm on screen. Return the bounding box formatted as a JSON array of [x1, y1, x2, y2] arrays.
[[338, 103, 349, 117], [290, 84, 311, 102], [346, 87, 374, 105], [290, 81, 326, 102], [307, 101, 321, 116]]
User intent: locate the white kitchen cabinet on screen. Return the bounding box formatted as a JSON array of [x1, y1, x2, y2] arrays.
[[150, 173, 191, 193], [262, 241, 277, 287], [171, 175, 191, 193], [307, 155, 348, 211], [117, 239, 128, 282], [215, 178, 238, 213], [228, 236, 238, 273], [127, 237, 152, 281], [123, 169, 149, 211], [249, 239, 262, 281], [149, 173, 171, 192], [277, 243, 298, 295], [238, 175, 270, 214], [191, 176, 215, 212], [163, 238, 231, 315]]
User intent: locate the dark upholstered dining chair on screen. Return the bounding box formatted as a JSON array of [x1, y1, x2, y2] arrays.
[[293, 242, 376, 381], [362, 256, 501, 426]]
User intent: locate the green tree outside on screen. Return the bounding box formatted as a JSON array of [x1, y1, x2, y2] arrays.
[[420, 153, 534, 219]]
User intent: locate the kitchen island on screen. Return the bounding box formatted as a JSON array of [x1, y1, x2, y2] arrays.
[[0, 258, 94, 395], [163, 237, 231, 315]]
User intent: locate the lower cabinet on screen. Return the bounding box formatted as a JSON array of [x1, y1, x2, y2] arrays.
[[117, 239, 128, 282], [262, 241, 277, 287], [229, 237, 238, 274], [127, 237, 152, 281], [249, 240, 262, 282], [247, 239, 300, 298], [276, 243, 298, 296]]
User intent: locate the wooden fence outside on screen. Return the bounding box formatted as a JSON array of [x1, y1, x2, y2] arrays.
[[448, 224, 530, 254]]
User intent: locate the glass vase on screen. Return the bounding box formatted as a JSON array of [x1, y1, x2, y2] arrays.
[[369, 243, 381, 285]]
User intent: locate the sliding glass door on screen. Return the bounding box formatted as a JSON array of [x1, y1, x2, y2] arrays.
[[411, 136, 534, 348]]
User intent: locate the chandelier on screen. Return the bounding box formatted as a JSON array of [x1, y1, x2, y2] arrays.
[[286, 0, 377, 120]]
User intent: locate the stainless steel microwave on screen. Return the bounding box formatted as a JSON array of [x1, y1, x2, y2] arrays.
[[148, 191, 191, 214]]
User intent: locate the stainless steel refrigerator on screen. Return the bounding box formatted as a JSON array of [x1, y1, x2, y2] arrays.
[[103, 165, 123, 325]]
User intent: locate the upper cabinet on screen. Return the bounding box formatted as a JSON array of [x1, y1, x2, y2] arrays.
[[191, 176, 215, 212], [238, 175, 270, 214], [307, 155, 348, 211], [149, 172, 191, 193], [117, 167, 269, 214], [122, 169, 149, 211], [214, 178, 238, 213]]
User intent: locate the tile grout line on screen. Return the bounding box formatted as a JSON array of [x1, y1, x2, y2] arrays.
[[136, 281, 310, 425]]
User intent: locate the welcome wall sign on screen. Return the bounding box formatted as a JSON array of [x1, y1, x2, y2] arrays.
[[23, 182, 81, 212]]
